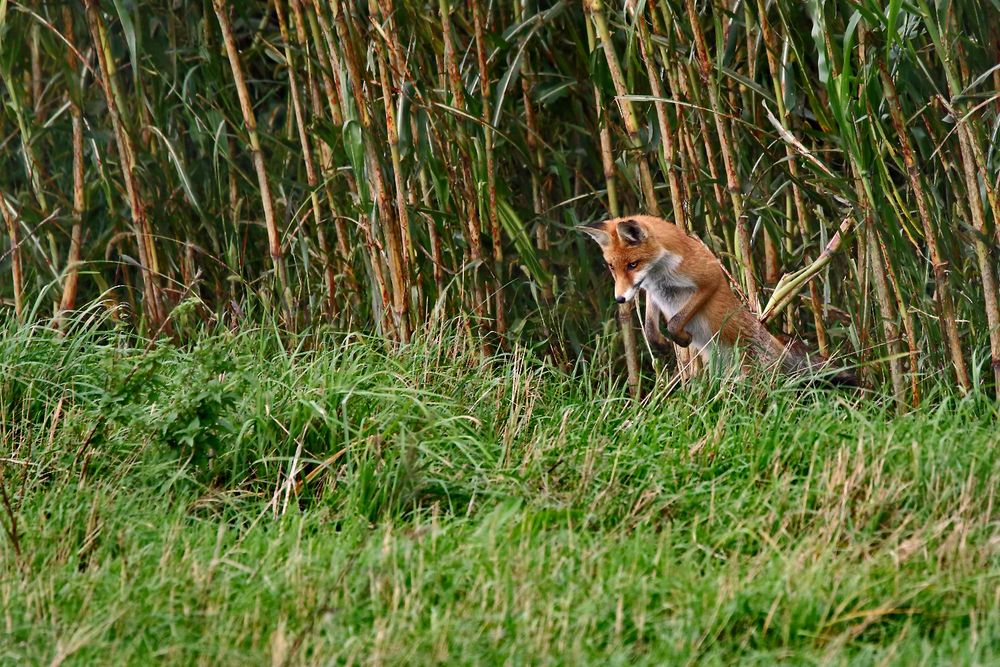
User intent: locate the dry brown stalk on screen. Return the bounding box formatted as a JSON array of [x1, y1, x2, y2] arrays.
[[879, 62, 969, 391], [585, 12, 640, 397], [587, 0, 660, 216], [85, 0, 165, 329], [954, 121, 1000, 388], [57, 6, 85, 327], [331, 0, 410, 342], [1, 195, 22, 321], [275, 0, 336, 319], [755, 0, 828, 352], [878, 233, 921, 407], [472, 0, 506, 336], [438, 0, 490, 341], [299, 0, 361, 302], [212, 0, 292, 325], [684, 0, 758, 313], [635, 4, 694, 378]]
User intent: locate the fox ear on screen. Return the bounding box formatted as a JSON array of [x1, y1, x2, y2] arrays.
[[617, 219, 647, 245], [578, 221, 611, 248]]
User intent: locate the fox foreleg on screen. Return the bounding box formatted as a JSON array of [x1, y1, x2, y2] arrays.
[[665, 286, 716, 348], [642, 297, 675, 356]]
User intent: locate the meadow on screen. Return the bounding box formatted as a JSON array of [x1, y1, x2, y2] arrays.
[[2, 314, 999, 664]]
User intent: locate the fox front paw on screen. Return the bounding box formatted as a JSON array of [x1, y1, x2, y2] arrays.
[[667, 328, 692, 347], [648, 337, 674, 356]]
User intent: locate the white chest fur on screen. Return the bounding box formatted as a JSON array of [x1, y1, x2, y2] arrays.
[[644, 251, 695, 316], [643, 251, 715, 354]]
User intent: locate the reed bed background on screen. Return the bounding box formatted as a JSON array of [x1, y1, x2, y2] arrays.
[[1, 0, 999, 400]]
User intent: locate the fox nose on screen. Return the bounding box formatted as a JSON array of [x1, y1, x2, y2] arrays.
[[615, 296, 625, 304]]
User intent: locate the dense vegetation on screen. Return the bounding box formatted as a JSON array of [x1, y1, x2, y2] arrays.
[[1, 318, 998, 663], [1, 0, 999, 399], [2, 1, 1000, 662]]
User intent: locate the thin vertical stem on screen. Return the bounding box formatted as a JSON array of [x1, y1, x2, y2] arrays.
[[757, 0, 828, 351], [213, 0, 292, 324], [332, 0, 410, 342], [1, 196, 22, 321], [472, 0, 506, 336], [867, 225, 906, 407], [85, 0, 164, 329], [635, 5, 692, 378], [275, 0, 336, 320], [57, 6, 86, 327], [588, 0, 659, 216], [439, 0, 490, 341], [586, 13, 640, 397], [879, 62, 969, 391], [685, 0, 757, 313]]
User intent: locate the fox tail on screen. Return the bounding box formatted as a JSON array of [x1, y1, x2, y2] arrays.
[[758, 326, 858, 387]]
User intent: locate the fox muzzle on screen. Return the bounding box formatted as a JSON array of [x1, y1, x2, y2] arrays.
[[615, 275, 645, 304]]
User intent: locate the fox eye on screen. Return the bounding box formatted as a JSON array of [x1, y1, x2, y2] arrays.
[[627, 261, 639, 270], [606, 262, 613, 271]]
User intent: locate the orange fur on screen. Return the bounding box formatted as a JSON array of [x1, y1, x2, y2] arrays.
[[580, 215, 855, 384]]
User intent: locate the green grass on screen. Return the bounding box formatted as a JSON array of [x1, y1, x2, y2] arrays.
[[1, 313, 998, 665]]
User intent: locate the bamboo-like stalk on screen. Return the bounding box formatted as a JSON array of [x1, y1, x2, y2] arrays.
[[300, 0, 360, 303], [306, 2, 345, 123], [212, 0, 292, 325], [274, 0, 336, 320], [842, 60, 909, 403], [635, 3, 694, 378], [332, 0, 410, 342], [755, 0, 828, 352], [1, 195, 22, 321], [84, 0, 164, 329], [957, 110, 1000, 250], [953, 22, 1000, 251], [587, 0, 660, 216], [684, 0, 757, 313], [314, 1, 392, 329], [919, 0, 1000, 388], [57, 6, 85, 327], [471, 0, 506, 336], [879, 62, 969, 391], [439, 0, 490, 339], [372, 0, 417, 327], [374, 0, 420, 271], [954, 121, 1000, 389], [439, 0, 466, 111], [867, 225, 906, 407], [851, 160, 907, 402], [655, 3, 724, 239], [636, 7, 684, 230], [585, 12, 640, 397], [877, 232, 921, 406]]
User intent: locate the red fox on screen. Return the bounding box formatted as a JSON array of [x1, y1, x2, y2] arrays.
[[581, 215, 856, 385]]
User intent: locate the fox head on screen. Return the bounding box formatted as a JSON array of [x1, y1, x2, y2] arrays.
[[579, 217, 661, 304]]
